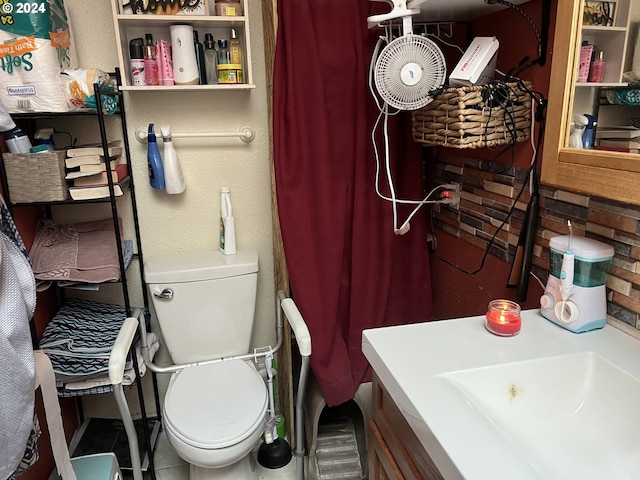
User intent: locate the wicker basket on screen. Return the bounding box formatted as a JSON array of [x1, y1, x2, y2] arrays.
[[3, 151, 67, 203], [412, 82, 533, 149]]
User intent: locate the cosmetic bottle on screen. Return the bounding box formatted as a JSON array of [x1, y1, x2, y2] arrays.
[[204, 33, 218, 85], [129, 38, 145, 86], [229, 28, 244, 84], [217, 39, 240, 84], [589, 50, 606, 83], [147, 124, 165, 190], [143, 33, 159, 86], [160, 125, 185, 194], [219, 187, 237, 255], [156, 39, 174, 86], [193, 30, 207, 85]]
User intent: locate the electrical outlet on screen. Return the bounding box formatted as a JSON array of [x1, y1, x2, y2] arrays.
[[440, 183, 461, 206]]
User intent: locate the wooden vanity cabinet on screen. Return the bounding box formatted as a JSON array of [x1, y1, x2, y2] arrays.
[[541, 0, 640, 205], [369, 374, 444, 480]]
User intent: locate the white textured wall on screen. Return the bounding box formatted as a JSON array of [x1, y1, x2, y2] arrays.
[[60, 0, 274, 416]]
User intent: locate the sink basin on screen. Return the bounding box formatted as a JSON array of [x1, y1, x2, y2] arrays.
[[440, 352, 640, 479]]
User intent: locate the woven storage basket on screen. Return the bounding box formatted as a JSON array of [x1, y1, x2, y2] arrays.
[[412, 81, 533, 149], [3, 151, 67, 202]]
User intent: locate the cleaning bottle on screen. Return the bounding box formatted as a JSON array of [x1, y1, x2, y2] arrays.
[[160, 124, 185, 194], [219, 187, 236, 254], [147, 124, 165, 190], [582, 114, 597, 149]]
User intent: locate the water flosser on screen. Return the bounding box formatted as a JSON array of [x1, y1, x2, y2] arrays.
[[559, 221, 575, 322]]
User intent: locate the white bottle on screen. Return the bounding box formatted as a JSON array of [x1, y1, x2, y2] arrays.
[[219, 187, 237, 255], [160, 125, 186, 194]]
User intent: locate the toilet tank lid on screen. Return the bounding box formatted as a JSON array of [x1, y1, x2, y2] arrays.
[[144, 250, 258, 283]]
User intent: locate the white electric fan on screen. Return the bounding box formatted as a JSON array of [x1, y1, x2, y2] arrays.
[[368, 0, 447, 110], [368, 0, 448, 234]]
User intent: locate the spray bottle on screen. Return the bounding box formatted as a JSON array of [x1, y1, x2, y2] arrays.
[[160, 124, 185, 194], [147, 124, 165, 190], [582, 114, 597, 149], [569, 115, 588, 149], [219, 187, 237, 255]]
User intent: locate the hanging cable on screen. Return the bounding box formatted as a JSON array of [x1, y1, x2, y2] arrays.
[[430, 89, 546, 275]]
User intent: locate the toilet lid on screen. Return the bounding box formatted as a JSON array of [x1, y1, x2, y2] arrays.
[[164, 360, 268, 449]]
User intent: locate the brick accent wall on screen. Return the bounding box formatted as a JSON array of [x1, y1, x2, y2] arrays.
[[431, 151, 640, 330]]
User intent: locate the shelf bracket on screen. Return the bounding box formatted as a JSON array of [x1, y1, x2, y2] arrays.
[[135, 125, 256, 144]]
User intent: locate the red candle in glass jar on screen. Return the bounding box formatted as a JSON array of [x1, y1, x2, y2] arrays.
[[485, 299, 521, 336]]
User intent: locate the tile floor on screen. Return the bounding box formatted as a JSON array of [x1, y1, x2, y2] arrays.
[[136, 430, 298, 480]]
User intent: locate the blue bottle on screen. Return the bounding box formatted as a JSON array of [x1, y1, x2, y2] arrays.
[[582, 114, 597, 149], [147, 123, 165, 190]]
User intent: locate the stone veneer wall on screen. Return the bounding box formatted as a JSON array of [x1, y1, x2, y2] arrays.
[[431, 151, 640, 330]]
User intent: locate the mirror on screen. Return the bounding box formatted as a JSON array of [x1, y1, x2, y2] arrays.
[[541, 0, 640, 205]]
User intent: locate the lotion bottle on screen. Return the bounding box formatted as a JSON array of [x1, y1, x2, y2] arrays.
[[160, 124, 186, 194], [147, 124, 165, 190], [219, 187, 237, 254]]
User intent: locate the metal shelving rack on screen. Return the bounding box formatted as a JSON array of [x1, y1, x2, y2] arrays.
[[0, 68, 161, 479]]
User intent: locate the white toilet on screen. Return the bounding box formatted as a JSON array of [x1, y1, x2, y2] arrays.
[[144, 250, 268, 480]]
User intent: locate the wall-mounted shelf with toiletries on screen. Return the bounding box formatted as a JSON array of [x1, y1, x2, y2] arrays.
[[570, 0, 632, 124], [111, 0, 254, 90]]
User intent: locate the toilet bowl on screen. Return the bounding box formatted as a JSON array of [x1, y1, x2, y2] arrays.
[[144, 250, 263, 479], [163, 360, 268, 479]]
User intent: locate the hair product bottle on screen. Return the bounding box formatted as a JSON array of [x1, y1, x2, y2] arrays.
[[147, 124, 165, 190], [160, 125, 186, 194], [129, 38, 145, 86], [204, 33, 218, 85], [219, 187, 237, 255], [143, 33, 159, 86]]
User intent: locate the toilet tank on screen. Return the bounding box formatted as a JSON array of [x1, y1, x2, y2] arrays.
[[144, 250, 258, 364]]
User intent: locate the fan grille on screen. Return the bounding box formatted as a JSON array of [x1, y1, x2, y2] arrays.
[[374, 34, 446, 111]]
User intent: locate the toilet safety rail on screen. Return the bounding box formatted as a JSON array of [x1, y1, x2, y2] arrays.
[[131, 291, 311, 480]]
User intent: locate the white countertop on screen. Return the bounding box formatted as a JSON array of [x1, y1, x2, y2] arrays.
[[362, 310, 640, 480]]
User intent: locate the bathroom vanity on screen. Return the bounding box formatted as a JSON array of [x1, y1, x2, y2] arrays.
[[363, 310, 640, 479]]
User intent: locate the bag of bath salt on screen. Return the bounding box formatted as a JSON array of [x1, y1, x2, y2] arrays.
[[0, 0, 77, 113]]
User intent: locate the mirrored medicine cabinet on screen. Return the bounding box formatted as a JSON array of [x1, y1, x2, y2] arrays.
[[542, 0, 640, 205]]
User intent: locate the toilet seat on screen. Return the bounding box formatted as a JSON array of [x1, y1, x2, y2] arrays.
[[164, 359, 268, 449]]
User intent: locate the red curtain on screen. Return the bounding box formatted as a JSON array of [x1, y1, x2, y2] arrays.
[[273, 0, 434, 406]]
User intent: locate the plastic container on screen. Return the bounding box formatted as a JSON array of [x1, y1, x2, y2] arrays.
[[147, 124, 165, 190], [170, 24, 199, 85], [215, 1, 242, 16], [219, 187, 237, 255], [3, 127, 32, 154], [160, 125, 185, 194]]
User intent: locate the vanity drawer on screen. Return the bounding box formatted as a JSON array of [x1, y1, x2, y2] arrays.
[[371, 374, 443, 480]]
